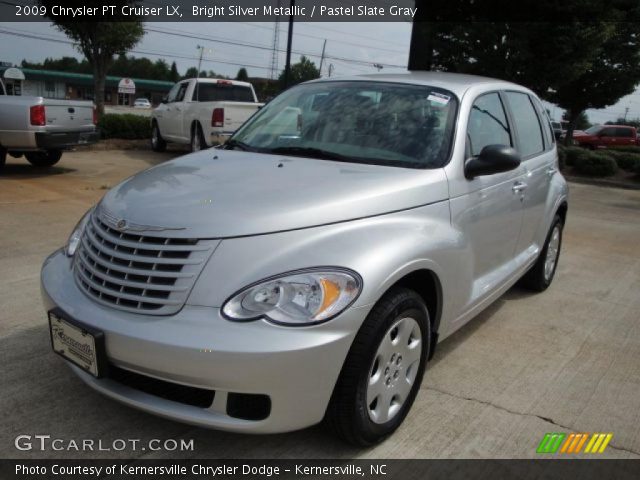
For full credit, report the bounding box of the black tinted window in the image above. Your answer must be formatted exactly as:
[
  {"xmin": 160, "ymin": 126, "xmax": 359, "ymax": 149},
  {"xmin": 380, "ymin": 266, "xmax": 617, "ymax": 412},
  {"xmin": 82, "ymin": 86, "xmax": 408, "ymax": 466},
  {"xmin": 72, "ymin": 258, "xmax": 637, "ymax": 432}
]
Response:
[
  {"xmin": 601, "ymin": 128, "xmax": 617, "ymax": 137},
  {"xmin": 505, "ymin": 92, "xmax": 544, "ymax": 157},
  {"xmin": 616, "ymin": 128, "xmax": 634, "ymax": 138},
  {"xmin": 195, "ymin": 83, "xmax": 254, "ymax": 102},
  {"xmin": 467, "ymin": 93, "xmax": 511, "ymax": 157}
]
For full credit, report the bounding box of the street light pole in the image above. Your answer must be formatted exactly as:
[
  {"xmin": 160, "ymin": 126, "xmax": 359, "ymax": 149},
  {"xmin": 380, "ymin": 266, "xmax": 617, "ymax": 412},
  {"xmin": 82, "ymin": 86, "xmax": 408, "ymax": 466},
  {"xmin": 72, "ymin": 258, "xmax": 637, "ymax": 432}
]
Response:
[{"xmin": 283, "ymin": 0, "xmax": 295, "ymax": 88}]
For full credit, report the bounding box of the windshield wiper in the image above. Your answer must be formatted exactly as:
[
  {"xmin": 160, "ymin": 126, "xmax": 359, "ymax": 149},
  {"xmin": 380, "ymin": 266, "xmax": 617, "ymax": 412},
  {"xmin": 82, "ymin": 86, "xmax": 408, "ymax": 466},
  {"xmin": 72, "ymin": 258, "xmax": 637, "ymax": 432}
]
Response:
[
  {"xmin": 224, "ymin": 139, "xmax": 254, "ymax": 151},
  {"xmin": 268, "ymin": 146, "xmax": 353, "ymax": 162}
]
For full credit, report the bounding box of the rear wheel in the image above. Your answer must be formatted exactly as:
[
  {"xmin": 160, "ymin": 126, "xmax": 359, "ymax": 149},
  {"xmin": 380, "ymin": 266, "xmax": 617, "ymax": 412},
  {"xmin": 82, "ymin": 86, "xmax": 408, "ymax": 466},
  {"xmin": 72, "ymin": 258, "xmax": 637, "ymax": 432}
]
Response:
[
  {"xmin": 521, "ymin": 215, "xmax": 563, "ymax": 292},
  {"xmin": 25, "ymin": 150, "xmax": 62, "ymax": 168},
  {"xmin": 325, "ymin": 287, "xmax": 430, "ymax": 446},
  {"xmin": 151, "ymin": 122, "xmax": 167, "ymax": 152},
  {"xmin": 191, "ymin": 123, "xmax": 207, "ymax": 152}
]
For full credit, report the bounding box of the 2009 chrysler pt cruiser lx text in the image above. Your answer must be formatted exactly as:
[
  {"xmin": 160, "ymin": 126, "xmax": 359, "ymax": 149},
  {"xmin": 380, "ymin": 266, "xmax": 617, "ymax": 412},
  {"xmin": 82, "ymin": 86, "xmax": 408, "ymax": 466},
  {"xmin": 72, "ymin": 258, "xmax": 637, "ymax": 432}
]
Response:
[{"xmin": 41, "ymin": 72, "xmax": 568, "ymax": 445}]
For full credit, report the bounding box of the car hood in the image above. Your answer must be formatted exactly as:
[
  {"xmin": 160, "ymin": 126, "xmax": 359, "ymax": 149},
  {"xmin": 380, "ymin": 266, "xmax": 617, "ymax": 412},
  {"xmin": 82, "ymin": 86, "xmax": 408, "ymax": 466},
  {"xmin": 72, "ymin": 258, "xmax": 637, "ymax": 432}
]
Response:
[{"xmin": 99, "ymin": 150, "xmax": 449, "ymax": 238}]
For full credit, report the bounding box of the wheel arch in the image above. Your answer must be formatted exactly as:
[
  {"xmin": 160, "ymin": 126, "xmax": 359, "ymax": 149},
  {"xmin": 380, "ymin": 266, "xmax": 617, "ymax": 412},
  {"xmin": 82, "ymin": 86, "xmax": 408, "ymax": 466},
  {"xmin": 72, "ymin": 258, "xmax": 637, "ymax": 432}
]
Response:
[
  {"xmin": 383, "ymin": 268, "xmax": 443, "ymax": 359},
  {"xmin": 556, "ymin": 201, "xmax": 568, "ymax": 225}
]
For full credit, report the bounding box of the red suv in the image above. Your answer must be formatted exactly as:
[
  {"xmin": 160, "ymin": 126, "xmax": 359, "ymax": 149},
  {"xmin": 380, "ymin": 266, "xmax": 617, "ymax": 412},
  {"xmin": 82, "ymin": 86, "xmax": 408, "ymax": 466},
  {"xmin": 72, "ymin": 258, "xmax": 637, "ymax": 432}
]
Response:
[{"xmin": 573, "ymin": 125, "xmax": 639, "ymax": 149}]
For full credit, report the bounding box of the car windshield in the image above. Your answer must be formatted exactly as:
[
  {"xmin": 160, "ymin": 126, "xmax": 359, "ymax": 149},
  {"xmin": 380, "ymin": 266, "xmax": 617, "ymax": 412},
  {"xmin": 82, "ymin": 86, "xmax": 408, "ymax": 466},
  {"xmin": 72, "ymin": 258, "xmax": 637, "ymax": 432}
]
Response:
[
  {"xmin": 585, "ymin": 125, "xmax": 602, "ymax": 134},
  {"xmin": 227, "ymin": 81, "xmax": 458, "ymax": 169}
]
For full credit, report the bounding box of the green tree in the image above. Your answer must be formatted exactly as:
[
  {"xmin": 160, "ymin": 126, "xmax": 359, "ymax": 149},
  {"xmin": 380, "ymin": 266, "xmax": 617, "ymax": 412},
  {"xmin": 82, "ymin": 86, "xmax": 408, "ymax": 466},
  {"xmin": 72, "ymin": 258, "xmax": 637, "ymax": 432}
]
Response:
[
  {"xmin": 562, "ymin": 111, "xmax": 590, "ymax": 131},
  {"xmin": 278, "ymin": 56, "xmax": 320, "ymax": 88},
  {"xmin": 41, "ymin": 2, "xmax": 144, "ymax": 116},
  {"xmin": 183, "ymin": 67, "xmax": 199, "ymax": 79},
  {"xmin": 169, "ymin": 62, "xmax": 180, "ymax": 82},
  {"xmin": 236, "ymin": 68, "xmax": 249, "ymax": 82},
  {"xmin": 408, "ymin": 2, "xmax": 640, "ymax": 145}
]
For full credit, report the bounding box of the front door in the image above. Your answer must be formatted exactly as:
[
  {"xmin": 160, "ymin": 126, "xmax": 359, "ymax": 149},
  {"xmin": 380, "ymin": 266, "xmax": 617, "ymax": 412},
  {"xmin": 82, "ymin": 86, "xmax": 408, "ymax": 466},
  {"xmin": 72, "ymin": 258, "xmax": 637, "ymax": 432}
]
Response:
[{"xmin": 448, "ymin": 91, "xmax": 526, "ymax": 312}]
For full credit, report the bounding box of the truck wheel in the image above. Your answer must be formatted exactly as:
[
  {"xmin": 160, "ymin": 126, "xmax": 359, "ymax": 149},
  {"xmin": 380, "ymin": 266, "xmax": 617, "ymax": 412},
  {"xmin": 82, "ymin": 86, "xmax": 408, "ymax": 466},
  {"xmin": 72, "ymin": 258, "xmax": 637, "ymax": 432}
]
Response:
[
  {"xmin": 151, "ymin": 122, "xmax": 167, "ymax": 152},
  {"xmin": 520, "ymin": 215, "xmax": 563, "ymax": 292},
  {"xmin": 191, "ymin": 123, "xmax": 207, "ymax": 152},
  {"xmin": 25, "ymin": 150, "xmax": 62, "ymax": 168},
  {"xmin": 325, "ymin": 287, "xmax": 430, "ymax": 446},
  {"xmin": 0, "ymin": 147, "xmax": 6, "ymax": 171}
]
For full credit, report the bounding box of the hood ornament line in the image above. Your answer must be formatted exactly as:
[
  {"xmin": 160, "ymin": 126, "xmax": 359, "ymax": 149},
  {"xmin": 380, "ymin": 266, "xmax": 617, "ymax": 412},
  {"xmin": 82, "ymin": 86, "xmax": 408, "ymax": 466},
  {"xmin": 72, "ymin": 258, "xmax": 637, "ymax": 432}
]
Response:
[{"xmin": 98, "ymin": 206, "xmax": 186, "ymax": 233}]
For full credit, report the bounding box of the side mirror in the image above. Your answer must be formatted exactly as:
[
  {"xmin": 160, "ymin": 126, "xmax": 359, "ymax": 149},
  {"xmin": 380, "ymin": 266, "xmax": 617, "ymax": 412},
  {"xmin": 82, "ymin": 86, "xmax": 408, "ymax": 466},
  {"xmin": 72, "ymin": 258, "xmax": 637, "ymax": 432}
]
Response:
[
  {"xmin": 464, "ymin": 145, "xmax": 521, "ymax": 179},
  {"xmin": 161, "ymin": 96, "xmax": 168, "ymax": 104}
]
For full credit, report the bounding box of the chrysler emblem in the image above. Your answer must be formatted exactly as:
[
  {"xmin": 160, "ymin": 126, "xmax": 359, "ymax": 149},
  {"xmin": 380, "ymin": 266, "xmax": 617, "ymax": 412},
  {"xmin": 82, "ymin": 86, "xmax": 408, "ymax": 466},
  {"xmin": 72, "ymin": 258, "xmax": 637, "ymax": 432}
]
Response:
[{"xmin": 115, "ymin": 219, "xmax": 127, "ymax": 230}]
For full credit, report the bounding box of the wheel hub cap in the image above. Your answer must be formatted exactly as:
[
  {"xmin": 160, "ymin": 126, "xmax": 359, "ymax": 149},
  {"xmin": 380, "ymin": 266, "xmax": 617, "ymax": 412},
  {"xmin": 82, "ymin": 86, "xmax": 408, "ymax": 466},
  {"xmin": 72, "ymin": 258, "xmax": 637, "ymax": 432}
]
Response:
[
  {"xmin": 544, "ymin": 226, "xmax": 561, "ymax": 281},
  {"xmin": 367, "ymin": 317, "xmax": 422, "ymax": 424}
]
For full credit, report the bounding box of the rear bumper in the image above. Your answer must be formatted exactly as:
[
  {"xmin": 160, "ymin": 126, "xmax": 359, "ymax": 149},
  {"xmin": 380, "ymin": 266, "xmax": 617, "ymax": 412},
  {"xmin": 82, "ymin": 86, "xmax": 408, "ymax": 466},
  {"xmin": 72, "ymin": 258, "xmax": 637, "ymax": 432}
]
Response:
[{"xmin": 35, "ymin": 130, "xmax": 99, "ymax": 150}]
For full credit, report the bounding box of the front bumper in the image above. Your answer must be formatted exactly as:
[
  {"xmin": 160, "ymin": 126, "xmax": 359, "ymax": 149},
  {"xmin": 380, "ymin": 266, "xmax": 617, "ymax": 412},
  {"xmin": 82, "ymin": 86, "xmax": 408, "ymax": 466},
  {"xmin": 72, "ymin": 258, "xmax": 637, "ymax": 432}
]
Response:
[
  {"xmin": 40, "ymin": 249, "xmax": 366, "ymax": 433},
  {"xmin": 35, "ymin": 130, "xmax": 99, "ymax": 150}
]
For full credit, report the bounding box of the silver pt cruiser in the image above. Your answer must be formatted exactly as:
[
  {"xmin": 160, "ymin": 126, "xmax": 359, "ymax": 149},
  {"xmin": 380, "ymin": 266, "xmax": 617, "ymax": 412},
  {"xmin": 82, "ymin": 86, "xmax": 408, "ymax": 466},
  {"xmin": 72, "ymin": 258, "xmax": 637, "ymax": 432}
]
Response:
[{"xmin": 41, "ymin": 72, "xmax": 568, "ymax": 445}]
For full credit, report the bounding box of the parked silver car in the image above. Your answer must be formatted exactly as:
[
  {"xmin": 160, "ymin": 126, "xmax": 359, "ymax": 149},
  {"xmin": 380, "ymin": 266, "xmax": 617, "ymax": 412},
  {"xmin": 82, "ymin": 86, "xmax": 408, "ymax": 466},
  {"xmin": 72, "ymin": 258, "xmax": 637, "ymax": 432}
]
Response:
[{"xmin": 41, "ymin": 72, "xmax": 568, "ymax": 445}]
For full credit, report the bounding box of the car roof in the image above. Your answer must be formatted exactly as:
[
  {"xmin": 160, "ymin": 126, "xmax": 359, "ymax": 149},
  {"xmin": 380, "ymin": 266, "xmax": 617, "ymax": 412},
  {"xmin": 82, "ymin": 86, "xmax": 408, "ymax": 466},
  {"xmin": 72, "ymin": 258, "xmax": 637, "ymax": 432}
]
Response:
[{"xmin": 308, "ymin": 71, "xmax": 531, "ymax": 98}]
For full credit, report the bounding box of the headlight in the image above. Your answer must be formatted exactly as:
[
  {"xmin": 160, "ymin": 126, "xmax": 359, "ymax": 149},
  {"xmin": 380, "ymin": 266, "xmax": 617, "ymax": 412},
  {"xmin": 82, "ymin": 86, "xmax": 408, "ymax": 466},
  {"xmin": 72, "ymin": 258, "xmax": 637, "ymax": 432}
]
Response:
[
  {"xmin": 222, "ymin": 269, "xmax": 362, "ymax": 326},
  {"xmin": 65, "ymin": 207, "xmax": 93, "ymax": 257}
]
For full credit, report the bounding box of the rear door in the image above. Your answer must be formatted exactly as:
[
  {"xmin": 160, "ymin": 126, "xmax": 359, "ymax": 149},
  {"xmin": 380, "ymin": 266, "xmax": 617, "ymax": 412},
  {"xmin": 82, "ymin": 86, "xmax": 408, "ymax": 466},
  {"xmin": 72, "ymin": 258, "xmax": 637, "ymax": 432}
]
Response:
[
  {"xmin": 503, "ymin": 91, "xmax": 556, "ymax": 257},
  {"xmin": 615, "ymin": 126, "xmax": 636, "ymax": 146},
  {"xmin": 165, "ymin": 81, "xmax": 189, "ymax": 139}
]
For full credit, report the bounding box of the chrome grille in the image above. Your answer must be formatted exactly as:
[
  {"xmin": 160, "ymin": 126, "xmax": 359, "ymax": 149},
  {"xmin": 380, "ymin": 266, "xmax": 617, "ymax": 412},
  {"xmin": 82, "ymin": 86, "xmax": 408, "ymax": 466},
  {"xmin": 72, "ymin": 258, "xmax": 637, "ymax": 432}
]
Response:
[{"xmin": 74, "ymin": 212, "xmax": 215, "ymax": 315}]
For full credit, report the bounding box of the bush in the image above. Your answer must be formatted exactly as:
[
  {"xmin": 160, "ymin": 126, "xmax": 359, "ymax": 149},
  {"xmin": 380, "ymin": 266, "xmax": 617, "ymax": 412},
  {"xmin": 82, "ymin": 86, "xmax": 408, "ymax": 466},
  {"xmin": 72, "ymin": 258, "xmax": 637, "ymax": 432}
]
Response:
[
  {"xmin": 611, "ymin": 152, "xmax": 640, "ymax": 171},
  {"xmin": 98, "ymin": 113, "xmax": 151, "ymax": 139},
  {"xmin": 573, "ymin": 152, "xmax": 618, "ymax": 177},
  {"xmin": 564, "ymin": 146, "xmax": 591, "ymax": 167},
  {"xmin": 609, "ymin": 145, "xmax": 640, "ymax": 154},
  {"xmin": 556, "ymin": 144, "xmax": 567, "ymax": 170}
]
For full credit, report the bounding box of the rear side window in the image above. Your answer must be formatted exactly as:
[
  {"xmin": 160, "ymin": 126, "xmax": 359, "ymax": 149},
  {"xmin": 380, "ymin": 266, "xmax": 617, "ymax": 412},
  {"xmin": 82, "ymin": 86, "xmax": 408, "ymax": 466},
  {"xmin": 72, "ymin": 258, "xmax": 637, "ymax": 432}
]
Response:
[
  {"xmin": 505, "ymin": 92, "xmax": 544, "ymax": 157},
  {"xmin": 467, "ymin": 93, "xmax": 511, "ymax": 157},
  {"xmin": 616, "ymin": 128, "xmax": 634, "ymax": 138},
  {"xmin": 601, "ymin": 127, "xmax": 617, "ymax": 137},
  {"xmin": 195, "ymin": 83, "xmax": 254, "ymax": 102}
]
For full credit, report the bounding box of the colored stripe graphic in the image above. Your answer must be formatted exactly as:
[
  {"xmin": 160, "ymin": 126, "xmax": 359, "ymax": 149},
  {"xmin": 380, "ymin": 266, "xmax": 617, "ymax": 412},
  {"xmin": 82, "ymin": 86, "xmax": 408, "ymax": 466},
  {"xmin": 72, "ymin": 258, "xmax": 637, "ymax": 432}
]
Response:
[
  {"xmin": 538, "ymin": 433, "xmax": 613, "ymax": 454},
  {"xmin": 537, "ymin": 433, "xmax": 566, "ymax": 453}
]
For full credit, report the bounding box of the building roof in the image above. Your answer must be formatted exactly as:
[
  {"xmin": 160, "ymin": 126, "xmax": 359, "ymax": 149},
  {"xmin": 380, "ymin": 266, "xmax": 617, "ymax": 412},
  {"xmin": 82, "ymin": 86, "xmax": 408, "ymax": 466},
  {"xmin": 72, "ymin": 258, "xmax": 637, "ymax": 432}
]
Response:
[{"xmin": 1, "ymin": 67, "xmax": 174, "ymax": 90}]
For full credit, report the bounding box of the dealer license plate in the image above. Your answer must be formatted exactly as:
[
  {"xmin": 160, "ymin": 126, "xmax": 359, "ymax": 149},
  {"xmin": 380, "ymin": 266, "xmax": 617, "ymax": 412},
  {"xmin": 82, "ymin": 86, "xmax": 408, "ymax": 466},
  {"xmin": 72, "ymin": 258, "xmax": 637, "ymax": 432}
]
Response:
[{"xmin": 49, "ymin": 311, "xmax": 104, "ymax": 377}]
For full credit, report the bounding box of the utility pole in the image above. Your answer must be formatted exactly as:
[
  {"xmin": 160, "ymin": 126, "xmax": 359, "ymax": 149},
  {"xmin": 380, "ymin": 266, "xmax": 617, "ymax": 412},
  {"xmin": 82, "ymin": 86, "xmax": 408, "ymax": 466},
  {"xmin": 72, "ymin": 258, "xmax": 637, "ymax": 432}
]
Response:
[
  {"xmin": 283, "ymin": 0, "xmax": 295, "ymax": 89},
  {"xmin": 269, "ymin": 0, "xmax": 281, "ymax": 80},
  {"xmin": 196, "ymin": 45, "xmax": 211, "ymax": 100},
  {"xmin": 624, "ymin": 106, "xmax": 630, "ymax": 121},
  {"xmin": 328, "ymin": 64, "xmax": 335, "ymax": 77},
  {"xmin": 319, "ymin": 39, "xmax": 327, "ymax": 76}
]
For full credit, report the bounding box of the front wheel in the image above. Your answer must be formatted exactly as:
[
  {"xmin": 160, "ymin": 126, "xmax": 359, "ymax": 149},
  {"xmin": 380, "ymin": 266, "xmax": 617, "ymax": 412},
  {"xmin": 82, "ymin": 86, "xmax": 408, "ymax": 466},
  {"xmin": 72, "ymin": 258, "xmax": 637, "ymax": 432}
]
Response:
[
  {"xmin": 520, "ymin": 215, "xmax": 563, "ymax": 291},
  {"xmin": 325, "ymin": 287, "xmax": 430, "ymax": 446},
  {"xmin": 25, "ymin": 150, "xmax": 62, "ymax": 167}
]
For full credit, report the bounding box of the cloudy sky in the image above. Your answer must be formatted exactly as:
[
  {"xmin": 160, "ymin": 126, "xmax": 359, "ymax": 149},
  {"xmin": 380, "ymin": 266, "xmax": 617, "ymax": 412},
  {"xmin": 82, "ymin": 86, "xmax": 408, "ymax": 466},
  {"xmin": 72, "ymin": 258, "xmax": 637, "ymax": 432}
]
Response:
[{"xmin": 1, "ymin": 20, "xmax": 639, "ymax": 124}]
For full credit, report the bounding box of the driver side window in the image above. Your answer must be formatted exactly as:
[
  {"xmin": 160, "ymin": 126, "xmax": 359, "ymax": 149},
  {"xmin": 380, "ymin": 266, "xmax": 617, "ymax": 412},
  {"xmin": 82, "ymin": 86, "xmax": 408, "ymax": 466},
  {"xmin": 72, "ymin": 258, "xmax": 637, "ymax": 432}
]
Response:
[
  {"xmin": 467, "ymin": 93, "xmax": 512, "ymax": 157},
  {"xmin": 166, "ymin": 83, "xmax": 181, "ymax": 103}
]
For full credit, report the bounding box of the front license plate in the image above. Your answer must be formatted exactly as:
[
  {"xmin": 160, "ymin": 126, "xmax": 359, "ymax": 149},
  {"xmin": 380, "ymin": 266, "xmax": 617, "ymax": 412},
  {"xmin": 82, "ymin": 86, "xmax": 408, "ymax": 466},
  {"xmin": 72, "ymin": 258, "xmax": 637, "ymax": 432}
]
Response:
[{"xmin": 49, "ymin": 310, "xmax": 105, "ymax": 377}]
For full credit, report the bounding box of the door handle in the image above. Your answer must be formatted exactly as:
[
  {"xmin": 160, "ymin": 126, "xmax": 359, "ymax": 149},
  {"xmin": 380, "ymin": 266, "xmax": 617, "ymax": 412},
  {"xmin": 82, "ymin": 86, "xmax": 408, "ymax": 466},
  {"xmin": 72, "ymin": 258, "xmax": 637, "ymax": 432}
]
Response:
[
  {"xmin": 545, "ymin": 167, "xmax": 557, "ymax": 177},
  {"xmin": 512, "ymin": 181, "xmax": 528, "ymax": 193}
]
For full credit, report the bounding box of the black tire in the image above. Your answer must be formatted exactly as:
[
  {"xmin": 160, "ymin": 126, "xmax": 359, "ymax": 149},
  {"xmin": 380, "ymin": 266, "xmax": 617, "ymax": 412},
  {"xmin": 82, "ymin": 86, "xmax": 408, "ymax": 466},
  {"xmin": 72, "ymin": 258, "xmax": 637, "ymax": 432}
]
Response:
[
  {"xmin": 0, "ymin": 147, "xmax": 6, "ymax": 171},
  {"xmin": 190, "ymin": 123, "xmax": 207, "ymax": 152},
  {"xmin": 151, "ymin": 122, "xmax": 167, "ymax": 152},
  {"xmin": 25, "ymin": 150, "xmax": 62, "ymax": 168},
  {"xmin": 325, "ymin": 287, "xmax": 431, "ymax": 446},
  {"xmin": 520, "ymin": 215, "xmax": 563, "ymax": 292}
]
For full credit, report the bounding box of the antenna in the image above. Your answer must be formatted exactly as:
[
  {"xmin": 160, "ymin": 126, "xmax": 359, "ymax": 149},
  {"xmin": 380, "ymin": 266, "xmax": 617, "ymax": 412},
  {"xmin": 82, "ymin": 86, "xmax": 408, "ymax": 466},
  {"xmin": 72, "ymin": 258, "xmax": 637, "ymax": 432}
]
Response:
[{"xmin": 269, "ymin": 0, "xmax": 281, "ymax": 80}]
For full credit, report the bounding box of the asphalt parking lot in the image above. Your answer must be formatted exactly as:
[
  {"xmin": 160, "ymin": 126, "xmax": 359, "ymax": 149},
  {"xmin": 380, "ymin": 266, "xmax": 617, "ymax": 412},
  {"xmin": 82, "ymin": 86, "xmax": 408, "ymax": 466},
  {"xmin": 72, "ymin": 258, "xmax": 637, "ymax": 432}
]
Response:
[{"xmin": 1, "ymin": 150, "xmax": 639, "ymax": 459}]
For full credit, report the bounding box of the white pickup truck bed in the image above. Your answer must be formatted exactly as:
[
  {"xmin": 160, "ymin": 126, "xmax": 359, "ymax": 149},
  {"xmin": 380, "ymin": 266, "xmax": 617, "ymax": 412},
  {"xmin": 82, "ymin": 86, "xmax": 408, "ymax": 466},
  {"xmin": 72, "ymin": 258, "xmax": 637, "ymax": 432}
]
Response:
[{"xmin": 150, "ymin": 78, "xmax": 263, "ymax": 152}]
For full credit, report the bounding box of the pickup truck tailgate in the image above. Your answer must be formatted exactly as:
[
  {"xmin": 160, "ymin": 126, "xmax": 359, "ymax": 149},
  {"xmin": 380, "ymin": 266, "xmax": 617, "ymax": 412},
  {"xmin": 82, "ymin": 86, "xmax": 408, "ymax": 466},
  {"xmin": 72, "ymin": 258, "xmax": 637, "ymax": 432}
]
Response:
[
  {"xmin": 44, "ymin": 99, "xmax": 94, "ymax": 132},
  {"xmin": 218, "ymin": 101, "xmax": 262, "ymax": 132}
]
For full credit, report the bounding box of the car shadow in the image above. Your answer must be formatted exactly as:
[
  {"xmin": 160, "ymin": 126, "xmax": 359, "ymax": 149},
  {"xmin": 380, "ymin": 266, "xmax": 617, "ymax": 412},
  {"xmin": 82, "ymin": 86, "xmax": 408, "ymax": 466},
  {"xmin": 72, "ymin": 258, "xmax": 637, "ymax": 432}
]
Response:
[{"xmin": 0, "ymin": 161, "xmax": 76, "ymax": 178}]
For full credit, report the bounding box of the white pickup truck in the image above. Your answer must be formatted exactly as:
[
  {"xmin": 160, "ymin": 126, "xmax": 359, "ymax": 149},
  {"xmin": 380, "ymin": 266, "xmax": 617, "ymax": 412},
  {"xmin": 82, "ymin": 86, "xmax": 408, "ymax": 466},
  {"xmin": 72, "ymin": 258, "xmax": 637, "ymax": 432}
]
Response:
[
  {"xmin": 0, "ymin": 79, "xmax": 98, "ymax": 170},
  {"xmin": 150, "ymin": 78, "xmax": 263, "ymax": 152}
]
